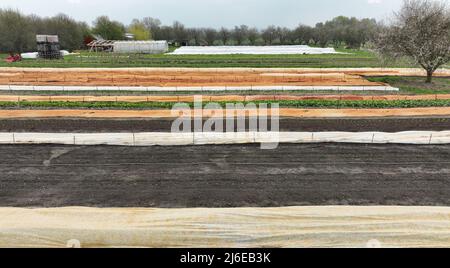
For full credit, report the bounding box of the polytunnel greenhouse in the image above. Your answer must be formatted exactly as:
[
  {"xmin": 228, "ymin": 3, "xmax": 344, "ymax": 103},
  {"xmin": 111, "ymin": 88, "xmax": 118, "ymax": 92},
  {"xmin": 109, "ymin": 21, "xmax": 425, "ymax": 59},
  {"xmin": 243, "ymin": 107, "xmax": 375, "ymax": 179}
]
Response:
[{"xmin": 113, "ymin": 41, "xmax": 169, "ymax": 54}]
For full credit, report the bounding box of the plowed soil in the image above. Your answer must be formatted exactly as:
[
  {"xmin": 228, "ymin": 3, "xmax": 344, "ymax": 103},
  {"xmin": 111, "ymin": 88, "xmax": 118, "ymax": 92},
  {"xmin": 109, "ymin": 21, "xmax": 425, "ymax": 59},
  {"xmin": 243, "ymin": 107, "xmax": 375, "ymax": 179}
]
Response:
[
  {"xmin": 1, "ymin": 117, "xmax": 449, "ymax": 133},
  {"xmin": 0, "ymin": 68, "xmax": 449, "ymax": 87},
  {"xmin": 1, "ymin": 144, "xmax": 450, "ymax": 207},
  {"xmin": 0, "ymin": 69, "xmax": 385, "ymax": 87}
]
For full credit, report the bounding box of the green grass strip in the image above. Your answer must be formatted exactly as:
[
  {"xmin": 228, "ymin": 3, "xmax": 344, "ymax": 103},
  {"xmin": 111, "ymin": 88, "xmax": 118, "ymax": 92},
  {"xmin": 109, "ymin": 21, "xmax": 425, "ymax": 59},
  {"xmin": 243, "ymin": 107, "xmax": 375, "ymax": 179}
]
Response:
[{"xmin": 1, "ymin": 99, "xmax": 450, "ymax": 110}]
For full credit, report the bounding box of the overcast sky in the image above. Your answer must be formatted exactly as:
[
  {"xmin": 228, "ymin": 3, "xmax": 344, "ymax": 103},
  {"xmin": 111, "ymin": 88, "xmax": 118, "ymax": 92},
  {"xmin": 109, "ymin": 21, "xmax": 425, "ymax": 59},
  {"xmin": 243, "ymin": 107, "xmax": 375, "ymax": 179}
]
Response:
[{"xmin": 0, "ymin": 0, "xmax": 408, "ymax": 28}]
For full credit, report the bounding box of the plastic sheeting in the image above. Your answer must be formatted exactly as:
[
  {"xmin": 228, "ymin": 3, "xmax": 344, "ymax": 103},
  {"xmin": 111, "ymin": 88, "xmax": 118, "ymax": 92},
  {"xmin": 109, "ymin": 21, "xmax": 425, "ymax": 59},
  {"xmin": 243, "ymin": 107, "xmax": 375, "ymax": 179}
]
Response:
[
  {"xmin": 1, "ymin": 206, "xmax": 450, "ymax": 248},
  {"xmin": 20, "ymin": 51, "xmax": 75, "ymax": 59},
  {"xmin": 169, "ymin": 45, "xmax": 340, "ymax": 55},
  {"xmin": 0, "ymin": 85, "xmax": 399, "ymax": 92},
  {"xmin": 0, "ymin": 131, "xmax": 449, "ymax": 146},
  {"xmin": 20, "ymin": 52, "xmax": 39, "ymax": 59},
  {"xmin": 113, "ymin": 41, "xmax": 169, "ymax": 54}
]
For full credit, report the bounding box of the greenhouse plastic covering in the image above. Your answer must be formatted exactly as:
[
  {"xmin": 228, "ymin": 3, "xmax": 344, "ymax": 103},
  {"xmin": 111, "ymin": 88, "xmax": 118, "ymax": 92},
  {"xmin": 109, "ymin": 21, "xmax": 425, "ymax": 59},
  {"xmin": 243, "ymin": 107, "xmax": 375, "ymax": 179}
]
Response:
[{"xmin": 113, "ymin": 41, "xmax": 169, "ymax": 54}]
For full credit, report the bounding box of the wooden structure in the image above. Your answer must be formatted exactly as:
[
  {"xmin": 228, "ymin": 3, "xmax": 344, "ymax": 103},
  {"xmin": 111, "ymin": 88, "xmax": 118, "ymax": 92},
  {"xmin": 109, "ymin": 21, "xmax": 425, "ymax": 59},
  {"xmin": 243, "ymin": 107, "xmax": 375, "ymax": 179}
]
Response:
[
  {"xmin": 36, "ymin": 35, "xmax": 61, "ymax": 59},
  {"xmin": 87, "ymin": 40, "xmax": 115, "ymax": 52}
]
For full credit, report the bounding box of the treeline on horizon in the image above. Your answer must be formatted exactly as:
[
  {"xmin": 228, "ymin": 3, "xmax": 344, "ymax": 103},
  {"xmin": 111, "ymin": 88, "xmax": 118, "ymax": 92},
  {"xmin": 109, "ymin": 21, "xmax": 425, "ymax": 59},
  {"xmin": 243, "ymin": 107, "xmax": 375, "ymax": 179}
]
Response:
[{"xmin": 0, "ymin": 8, "xmax": 380, "ymax": 53}]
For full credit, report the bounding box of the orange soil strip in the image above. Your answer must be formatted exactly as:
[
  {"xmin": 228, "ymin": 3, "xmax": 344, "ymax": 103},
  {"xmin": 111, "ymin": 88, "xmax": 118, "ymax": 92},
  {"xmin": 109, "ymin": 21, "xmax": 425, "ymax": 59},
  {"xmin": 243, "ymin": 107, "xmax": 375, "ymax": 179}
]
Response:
[
  {"xmin": 1, "ymin": 94, "xmax": 449, "ymax": 103},
  {"xmin": 1, "ymin": 67, "xmax": 449, "ymax": 75},
  {"xmin": 0, "ymin": 107, "xmax": 450, "ymax": 119},
  {"xmin": 0, "ymin": 69, "xmax": 385, "ymax": 87}
]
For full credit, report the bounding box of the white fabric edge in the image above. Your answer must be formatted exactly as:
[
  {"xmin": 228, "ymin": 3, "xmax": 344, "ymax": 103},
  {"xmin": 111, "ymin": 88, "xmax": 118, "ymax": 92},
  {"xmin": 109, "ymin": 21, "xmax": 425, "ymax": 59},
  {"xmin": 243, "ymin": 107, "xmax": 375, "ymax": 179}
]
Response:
[{"xmin": 1, "ymin": 131, "xmax": 449, "ymax": 145}]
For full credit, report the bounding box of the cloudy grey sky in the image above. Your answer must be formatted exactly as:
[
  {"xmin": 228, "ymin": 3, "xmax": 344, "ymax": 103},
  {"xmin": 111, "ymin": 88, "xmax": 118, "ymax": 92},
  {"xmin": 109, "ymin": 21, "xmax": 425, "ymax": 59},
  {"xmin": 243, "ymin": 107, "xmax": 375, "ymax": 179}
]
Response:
[{"xmin": 0, "ymin": 0, "xmax": 407, "ymax": 28}]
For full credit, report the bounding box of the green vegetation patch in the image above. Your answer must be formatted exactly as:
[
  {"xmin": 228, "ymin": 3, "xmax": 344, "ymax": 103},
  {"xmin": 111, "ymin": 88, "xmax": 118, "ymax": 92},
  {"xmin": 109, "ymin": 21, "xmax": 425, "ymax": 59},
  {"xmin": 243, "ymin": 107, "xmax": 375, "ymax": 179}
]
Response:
[
  {"xmin": 2, "ymin": 99, "xmax": 450, "ymax": 110},
  {"xmin": 367, "ymin": 76, "xmax": 450, "ymax": 94},
  {"xmin": 0, "ymin": 49, "xmax": 414, "ymax": 68}
]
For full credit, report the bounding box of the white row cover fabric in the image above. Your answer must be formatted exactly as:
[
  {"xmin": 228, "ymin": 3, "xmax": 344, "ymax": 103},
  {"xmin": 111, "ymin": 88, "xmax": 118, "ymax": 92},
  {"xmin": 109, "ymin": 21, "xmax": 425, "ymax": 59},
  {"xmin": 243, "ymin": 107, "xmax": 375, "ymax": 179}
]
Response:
[
  {"xmin": 1, "ymin": 206, "xmax": 450, "ymax": 248},
  {"xmin": 0, "ymin": 85, "xmax": 399, "ymax": 92},
  {"xmin": 113, "ymin": 41, "xmax": 169, "ymax": 54},
  {"xmin": 169, "ymin": 45, "xmax": 340, "ymax": 55},
  {"xmin": 0, "ymin": 131, "xmax": 449, "ymax": 146}
]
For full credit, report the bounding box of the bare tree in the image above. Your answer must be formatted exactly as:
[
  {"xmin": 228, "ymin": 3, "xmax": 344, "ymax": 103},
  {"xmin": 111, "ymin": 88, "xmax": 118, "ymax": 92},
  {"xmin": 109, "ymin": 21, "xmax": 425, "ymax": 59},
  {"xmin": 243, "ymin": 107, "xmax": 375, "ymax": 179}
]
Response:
[
  {"xmin": 204, "ymin": 28, "xmax": 217, "ymax": 45},
  {"xmin": 142, "ymin": 17, "xmax": 161, "ymax": 40},
  {"xmin": 219, "ymin": 27, "xmax": 230, "ymax": 45},
  {"xmin": 247, "ymin": 28, "xmax": 260, "ymax": 45},
  {"xmin": 187, "ymin": 28, "xmax": 204, "ymax": 45},
  {"xmin": 377, "ymin": 0, "xmax": 450, "ymax": 83},
  {"xmin": 262, "ymin": 26, "xmax": 276, "ymax": 45},
  {"xmin": 233, "ymin": 25, "xmax": 249, "ymax": 45},
  {"xmin": 276, "ymin": 27, "xmax": 291, "ymax": 45},
  {"xmin": 172, "ymin": 21, "xmax": 188, "ymax": 43}
]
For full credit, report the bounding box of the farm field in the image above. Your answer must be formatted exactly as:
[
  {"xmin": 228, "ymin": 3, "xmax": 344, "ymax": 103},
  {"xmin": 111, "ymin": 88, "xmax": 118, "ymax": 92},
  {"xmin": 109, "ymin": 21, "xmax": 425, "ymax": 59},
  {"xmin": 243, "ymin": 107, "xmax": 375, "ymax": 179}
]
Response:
[
  {"xmin": 0, "ymin": 49, "xmax": 416, "ymax": 68},
  {"xmin": 1, "ymin": 117, "xmax": 449, "ymax": 133},
  {"xmin": 0, "ymin": 68, "xmax": 389, "ymax": 87},
  {"xmin": 0, "ymin": 143, "xmax": 449, "ymax": 208},
  {"xmin": 2, "ymin": 0, "xmax": 450, "ymax": 251},
  {"xmin": 0, "ymin": 64, "xmax": 449, "ymax": 249},
  {"xmin": 1, "ymin": 45, "xmax": 449, "ymax": 250}
]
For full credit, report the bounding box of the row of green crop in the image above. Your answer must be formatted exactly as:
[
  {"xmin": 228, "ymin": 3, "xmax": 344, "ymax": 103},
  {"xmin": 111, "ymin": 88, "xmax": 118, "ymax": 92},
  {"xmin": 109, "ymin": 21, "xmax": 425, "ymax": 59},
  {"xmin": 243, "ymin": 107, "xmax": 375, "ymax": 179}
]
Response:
[
  {"xmin": 1, "ymin": 99, "xmax": 450, "ymax": 109},
  {"xmin": 0, "ymin": 49, "xmax": 414, "ymax": 68}
]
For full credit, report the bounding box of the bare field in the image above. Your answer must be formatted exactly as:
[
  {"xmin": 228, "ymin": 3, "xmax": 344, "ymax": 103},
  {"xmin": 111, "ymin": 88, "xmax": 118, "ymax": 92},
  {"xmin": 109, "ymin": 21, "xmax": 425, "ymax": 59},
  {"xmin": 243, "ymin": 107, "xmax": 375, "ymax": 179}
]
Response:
[
  {"xmin": 0, "ymin": 69, "xmax": 383, "ymax": 87},
  {"xmin": 0, "ymin": 107, "xmax": 450, "ymax": 118},
  {"xmin": 0, "ymin": 68, "xmax": 448, "ymax": 89}
]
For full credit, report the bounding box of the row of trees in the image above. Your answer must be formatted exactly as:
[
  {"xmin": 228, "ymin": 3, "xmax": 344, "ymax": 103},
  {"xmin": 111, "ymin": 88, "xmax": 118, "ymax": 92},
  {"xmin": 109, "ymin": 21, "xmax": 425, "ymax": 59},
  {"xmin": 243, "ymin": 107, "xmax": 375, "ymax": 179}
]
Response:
[
  {"xmin": 132, "ymin": 16, "xmax": 379, "ymax": 48},
  {"xmin": 0, "ymin": 8, "xmax": 381, "ymax": 53},
  {"xmin": 0, "ymin": 9, "xmax": 89, "ymax": 52}
]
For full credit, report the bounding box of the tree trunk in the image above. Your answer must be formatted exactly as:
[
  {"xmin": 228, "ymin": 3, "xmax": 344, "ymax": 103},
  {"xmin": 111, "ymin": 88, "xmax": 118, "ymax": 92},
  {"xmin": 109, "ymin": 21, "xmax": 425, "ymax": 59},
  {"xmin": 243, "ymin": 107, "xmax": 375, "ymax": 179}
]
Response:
[{"xmin": 426, "ymin": 70, "xmax": 433, "ymax": 83}]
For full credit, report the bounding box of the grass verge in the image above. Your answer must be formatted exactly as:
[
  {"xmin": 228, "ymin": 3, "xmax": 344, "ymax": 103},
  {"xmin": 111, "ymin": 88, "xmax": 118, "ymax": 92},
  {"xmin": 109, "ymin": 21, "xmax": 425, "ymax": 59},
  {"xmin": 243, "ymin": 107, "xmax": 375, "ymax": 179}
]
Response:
[{"xmin": 367, "ymin": 76, "xmax": 450, "ymax": 94}]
